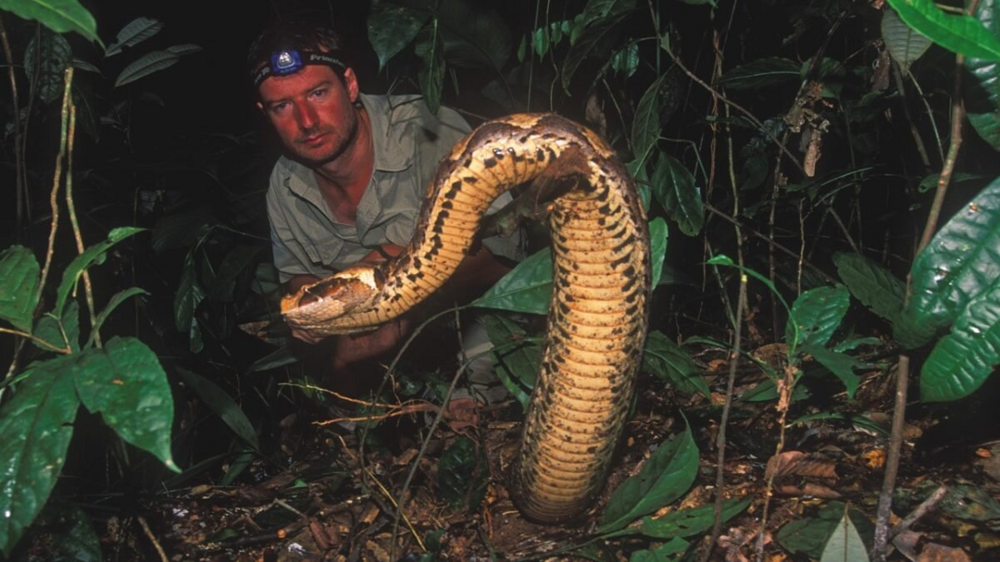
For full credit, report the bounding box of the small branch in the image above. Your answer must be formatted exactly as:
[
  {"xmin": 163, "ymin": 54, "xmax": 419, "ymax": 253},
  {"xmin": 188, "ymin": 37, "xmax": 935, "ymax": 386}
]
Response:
[
  {"xmin": 0, "ymin": 327, "xmax": 71, "ymax": 355},
  {"xmin": 0, "ymin": 15, "xmax": 25, "ymax": 238},
  {"xmin": 64, "ymin": 99, "xmax": 101, "ymax": 347},
  {"xmin": 136, "ymin": 515, "xmax": 168, "ymax": 562},
  {"xmin": 892, "ymin": 62, "xmax": 933, "ymax": 171},
  {"xmin": 890, "ymin": 484, "xmax": 948, "ymax": 540}
]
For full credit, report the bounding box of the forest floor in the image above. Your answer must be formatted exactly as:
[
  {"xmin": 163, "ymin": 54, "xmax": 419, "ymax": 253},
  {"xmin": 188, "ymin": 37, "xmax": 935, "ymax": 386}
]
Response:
[{"xmin": 118, "ymin": 341, "xmax": 1000, "ymax": 562}]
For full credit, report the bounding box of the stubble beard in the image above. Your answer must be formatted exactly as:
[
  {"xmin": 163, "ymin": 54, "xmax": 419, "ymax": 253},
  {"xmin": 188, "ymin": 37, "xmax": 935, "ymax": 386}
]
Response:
[{"xmin": 291, "ymin": 107, "xmax": 359, "ymax": 168}]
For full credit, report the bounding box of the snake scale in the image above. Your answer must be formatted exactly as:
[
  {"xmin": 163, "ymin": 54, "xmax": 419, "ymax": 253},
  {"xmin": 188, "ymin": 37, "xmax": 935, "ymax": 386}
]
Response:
[{"xmin": 281, "ymin": 113, "xmax": 651, "ymax": 523}]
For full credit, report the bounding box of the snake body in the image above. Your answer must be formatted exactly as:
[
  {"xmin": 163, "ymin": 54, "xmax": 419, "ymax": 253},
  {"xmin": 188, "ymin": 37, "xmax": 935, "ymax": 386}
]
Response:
[{"xmin": 281, "ymin": 114, "xmax": 651, "ymax": 523}]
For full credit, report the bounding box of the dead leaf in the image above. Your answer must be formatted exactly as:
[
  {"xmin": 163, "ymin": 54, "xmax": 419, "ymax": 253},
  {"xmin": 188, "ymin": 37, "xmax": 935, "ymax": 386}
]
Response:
[
  {"xmin": 862, "ymin": 448, "xmax": 887, "ymax": 470},
  {"xmin": 894, "ymin": 529, "xmax": 922, "ymax": 562},
  {"xmin": 766, "ymin": 451, "xmax": 839, "ymax": 480},
  {"xmin": 917, "ymin": 543, "xmax": 971, "ymax": 562}
]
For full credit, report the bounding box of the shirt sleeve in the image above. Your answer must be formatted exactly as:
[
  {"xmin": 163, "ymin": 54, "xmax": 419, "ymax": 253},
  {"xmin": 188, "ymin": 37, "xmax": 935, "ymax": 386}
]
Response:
[{"xmin": 266, "ymin": 169, "xmax": 314, "ymax": 284}]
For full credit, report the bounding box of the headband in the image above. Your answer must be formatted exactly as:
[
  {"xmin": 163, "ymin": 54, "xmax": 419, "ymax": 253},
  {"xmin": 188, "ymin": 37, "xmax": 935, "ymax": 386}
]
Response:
[{"xmin": 252, "ymin": 49, "xmax": 347, "ymax": 88}]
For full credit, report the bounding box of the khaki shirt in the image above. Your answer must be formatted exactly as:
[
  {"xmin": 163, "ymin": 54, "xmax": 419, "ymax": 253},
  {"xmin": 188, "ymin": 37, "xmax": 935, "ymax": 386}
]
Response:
[{"xmin": 266, "ymin": 94, "xmax": 521, "ymax": 283}]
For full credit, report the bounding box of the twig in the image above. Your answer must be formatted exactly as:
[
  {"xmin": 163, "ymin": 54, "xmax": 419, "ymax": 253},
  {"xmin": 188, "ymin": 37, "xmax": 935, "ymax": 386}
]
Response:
[
  {"xmin": 756, "ymin": 364, "xmax": 799, "ymax": 558},
  {"xmin": 136, "ymin": 515, "xmax": 168, "ymax": 562},
  {"xmin": 0, "ymin": 15, "xmax": 25, "ymax": 238},
  {"xmin": 892, "ymin": 62, "xmax": 934, "ymax": 171},
  {"xmin": 0, "ymin": 327, "xmax": 71, "ymax": 355},
  {"xmin": 64, "ymin": 101, "xmax": 101, "ymax": 347},
  {"xmin": 873, "ymin": 10, "xmax": 972, "ymax": 557},
  {"xmin": 890, "ymin": 484, "xmax": 948, "ymax": 540}
]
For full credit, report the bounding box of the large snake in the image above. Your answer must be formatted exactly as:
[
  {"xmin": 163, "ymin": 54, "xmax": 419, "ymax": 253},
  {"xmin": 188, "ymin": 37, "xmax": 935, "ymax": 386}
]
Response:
[{"xmin": 280, "ymin": 114, "xmax": 650, "ymax": 523}]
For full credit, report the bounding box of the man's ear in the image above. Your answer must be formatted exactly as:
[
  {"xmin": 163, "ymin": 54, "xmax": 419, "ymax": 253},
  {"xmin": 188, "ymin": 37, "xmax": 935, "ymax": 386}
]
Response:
[
  {"xmin": 256, "ymin": 100, "xmax": 265, "ymax": 113},
  {"xmin": 343, "ymin": 67, "xmax": 360, "ymax": 103}
]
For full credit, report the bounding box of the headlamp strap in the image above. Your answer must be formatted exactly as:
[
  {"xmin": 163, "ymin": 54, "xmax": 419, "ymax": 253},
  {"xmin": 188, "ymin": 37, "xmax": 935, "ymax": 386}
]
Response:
[{"xmin": 253, "ymin": 50, "xmax": 346, "ymax": 88}]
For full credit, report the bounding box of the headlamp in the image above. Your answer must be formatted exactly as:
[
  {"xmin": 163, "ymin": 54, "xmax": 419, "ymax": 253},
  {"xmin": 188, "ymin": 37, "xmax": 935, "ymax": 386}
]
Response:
[{"xmin": 252, "ymin": 49, "xmax": 347, "ymax": 88}]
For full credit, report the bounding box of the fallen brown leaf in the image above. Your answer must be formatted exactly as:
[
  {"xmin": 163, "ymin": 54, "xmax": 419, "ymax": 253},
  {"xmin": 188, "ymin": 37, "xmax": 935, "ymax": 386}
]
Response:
[{"xmin": 917, "ymin": 543, "xmax": 971, "ymax": 562}]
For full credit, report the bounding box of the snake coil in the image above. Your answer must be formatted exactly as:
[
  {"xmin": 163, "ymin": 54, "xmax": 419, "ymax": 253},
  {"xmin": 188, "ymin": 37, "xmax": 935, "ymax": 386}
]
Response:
[{"xmin": 281, "ymin": 114, "xmax": 651, "ymax": 523}]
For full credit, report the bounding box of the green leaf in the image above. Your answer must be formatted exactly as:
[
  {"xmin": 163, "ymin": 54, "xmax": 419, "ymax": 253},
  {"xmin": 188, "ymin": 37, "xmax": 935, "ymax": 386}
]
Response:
[
  {"xmin": 919, "ymin": 172, "xmax": 987, "ymax": 194},
  {"xmin": 597, "ymin": 425, "xmax": 699, "ymax": 533},
  {"xmin": 114, "ymin": 50, "xmax": 181, "ymax": 88},
  {"xmin": 247, "ymin": 345, "xmax": 299, "ymax": 373},
  {"xmin": 966, "ymin": 0, "xmax": 1000, "ymax": 151},
  {"xmin": 628, "ymin": 538, "xmax": 689, "ymax": 562},
  {"xmin": 164, "ymin": 43, "xmax": 201, "ymax": 56},
  {"xmin": 54, "ymin": 227, "xmax": 144, "ymax": 319},
  {"xmin": 434, "ymin": 0, "xmax": 512, "ymax": 71},
  {"xmin": 415, "ymin": 21, "xmax": 444, "ymax": 114},
  {"xmin": 777, "ymin": 502, "xmax": 874, "ymax": 560},
  {"xmin": 473, "ymin": 248, "xmax": 552, "ymax": 315},
  {"xmin": 89, "ymin": 287, "xmax": 147, "ymax": 347},
  {"xmin": 610, "ymin": 42, "xmax": 639, "ymax": 77},
  {"xmin": 0, "ymin": 245, "xmax": 40, "ymax": 332},
  {"xmin": 636, "ymin": 497, "xmax": 751, "ymax": 539},
  {"xmin": 437, "ymin": 436, "xmax": 488, "ymax": 509},
  {"xmin": 24, "ymin": 26, "xmax": 72, "ymax": 104},
  {"xmin": 791, "ymin": 412, "xmax": 889, "ymax": 436},
  {"xmin": 886, "ymin": 0, "xmax": 1000, "ymax": 60},
  {"xmin": 0, "ymin": 357, "xmax": 79, "ymax": 556},
  {"xmin": 35, "ymin": 503, "xmax": 103, "ymax": 562},
  {"xmin": 33, "ymin": 301, "xmax": 79, "ymax": 353},
  {"xmin": 176, "ymin": 368, "xmax": 259, "ymax": 450},
  {"xmin": 906, "ymin": 177, "xmax": 1000, "ymax": 334},
  {"xmin": 820, "ymin": 511, "xmax": 870, "ymax": 562},
  {"xmin": 631, "ymin": 73, "xmax": 668, "ymax": 163},
  {"xmin": 882, "ymin": 8, "xmax": 933, "ymax": 73},
  {"xmin": 73, "ymin": 337, "xmax": 177, "ymax": 471},
  {"xmin": 786, "ymin": 285, "xmax": 850, "ymax": 350},
  {"xmin": 105, "ymin": 16, "xmax": 163, "ymax": 57},
  {"xmin": 803, "ymin": 345, "xmax": 864, "ymax": 398},
  {"xmin": 210, "ymin": 245, "xmax": 262, "ymax": 302},
  {"xmin": 650, "ymin": 151, "xmax": 703, "ymax": 236},
  {"xmin": 649, "ymin": 217, "xmax": 668, "ymax": 288},
  {"xmin": 367, "ymin": 3, "xmax": 429, "ymax": 71},
  {"xmin": 641, "ymin": 331, "xmax": 707, "ymax": 397},
  {"xmin": 0, "ymin": 0, "xmax": 100, "ymax": 45},
  {"xmin": 921, "ymin": 280, "xmax": 1000, "ymax": 401},
  {"xmin": 562, "ymin": 0, "xmax": 635, "ymax": 90},
  {"xmin": 532, "ymin": 25, "xmax": 550, "ymax": 58},
  {"xmin": 151, "ymin": 206, "xmax": 213, "ymax": 252},
  {"xmin": 175, "ymin": 250, "xmax": 204, "ymax": 333},
  {"xmin": 718, "ymin": 57, "xmax": 800, "ymax": 91},
  {"xmin": 483, "ymin": 314, "xmax": 537, "ymax": 410}
]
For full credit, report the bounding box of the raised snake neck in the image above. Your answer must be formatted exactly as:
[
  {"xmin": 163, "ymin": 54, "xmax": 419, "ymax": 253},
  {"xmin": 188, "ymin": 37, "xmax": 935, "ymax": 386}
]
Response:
[{"xmin": 281, "ymin": 113, "xmax": 651, "ymax": 523}]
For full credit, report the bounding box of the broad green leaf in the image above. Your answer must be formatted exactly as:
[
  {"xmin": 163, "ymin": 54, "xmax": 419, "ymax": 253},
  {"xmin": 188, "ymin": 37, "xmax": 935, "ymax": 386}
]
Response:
[
  {"xmin": 54, "ymin": 227, "xmax": 144, "ymax": 319},
  {"xmin": 89, "ymin": 287, "xmax": 147, "ymax": 347},
  {"xmin": 105, "ymin": 17, "xmax": 163, "ymax": 57},
  {"xmin": 906, "ymin": 177, "xmax": 1000, "ymax": 334},
  {"xmin": 24, "ymin": 27, "xmax": 72, "ymax": 104},
  {"xmin": 176, "ymin": 368, "xmax": 259, "ymax": 450},
  {"xmin": 73, "ymin": 337, "xmax": 177, "ymax": 471},
  {"xmin": 437, "ymin": 436, "xmax": 488, "ymax": 509},
  {"xmin": 802, "ymin": 345, "xmax": 864, "ymax": 398},
  {"xmin": 921, "ymin": 280, "xmax": 1000, "ymax": 401},
  {"xmin": 434, "ymin": 0, "xmax": 511, "ymax": 71},
  {"xmin": 820, "ymin": 511, "xmax": 870, "ymax": 562},
  {"xmin": 967, "ymin": 0, "xmax": 1000, "ymax": 151},
  {"xmin": 415, "ymin": 21, "xmax": 444, "ymax": 114},
  {"xmin": 175, "ymin": 250, "xmax": 204, "ymax": 333},
  {"xmin": 649, "ymin": 217, "xmax": 668, "ymax": 287},
  {"xmin": 641, "ymin": 331, "xmax": 707, "ymax": 397},
  {"xmin": 610, "ymin": 43, "xmax": 639, "ymax": 77},
  {"xmin": 151, "ymin": 206, "xmax": 213, "ymax": 252},
  {"xmin": 114, "ymin": 50, "xmax": 181, "ymax": 88},
  {"xmin": 628, "ymin": 538, "xmax": 689, "ymax": 561},
  {"xmin": 165, "ymin": 43, "xmax": 201, "ymax": 56},
  {"xmin": 473, "ymin": 248, "xmax": 552, "ymax": 315},
  {"xmin": 0, "ymin": 357, "xmax": 79, "ymax": 556},
  {"xmin": 562, "ymin": 0, "xmax": 635, "ymax": 90},
  {"xmin": 885, "ymin": 0, "xmax": 1000, "ymax": 60},
  {"xmin": 833, "ymin": 252, "xmax": 931, "ymax": 348},
  {"xmin": 597, "ymin": 425, "xmax": 699, "ymax": 533},
  {"xmin": 367, "ymin": 3, "xmax": 429, "ymax": 71},
  {"xmin": 718, "ymin": 57, "xmax": 799, "ymax": 91},
  {"xmin": 532, "ymin": 25, "xmax": 550, "ymax": 58},
  {"xmin": 33, "ymin": 301, "xmax": 79, "ymax": 353},
  {"xmin": 786, "ymin": 285, "xmax": 849, "ymax": 350},
  {"xmin": 0, "ymin": 0, "xmax": 99, "ymax": 45},
  {"xmin": 882, "ymin": 9, "xmax": 933, "ymax": 73},
  {"xmin": 33, "ymin": 503, "xmax": 103, "ymax": 562},
  {"xmin": 741, "ymin": 378, "xmax": 811, "ymax": 402},
  {"xmin": 636, "ymin": 497, "xmax": 751, "ymax": 539},
  {"xmin": 0, "ymin": 245, "xmax": 40, "ymax": 332},
  {"xmin": 650, "ymin": 151, "xmax": 703, "ymax": 236},
  {"xmin": 777, "ymin": 502, "xmax": 874, "ymax": 560},
  {"xmin": 631, "ymin": 73, "xmax": 669, "ymax": 163},
  {"xmin": 483, "ymin": 314, "xmax": 538, "ymax": 410},
  {"xmin": 919, "ymin": 172, "xmax": 987, "ymax": 193},
  {"xmin": 210, "ymin": 245, "xmax": 263, "ymax": 302},
  {"xmin": 936, "ymin": 482, "xmax": 1000, "ymax": 521}
]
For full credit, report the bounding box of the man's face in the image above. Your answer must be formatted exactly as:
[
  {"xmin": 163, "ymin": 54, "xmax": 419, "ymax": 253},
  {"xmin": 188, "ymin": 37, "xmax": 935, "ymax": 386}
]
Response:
[{"xmin": 257, "ymin": 64, "xmax": 359, "ymax": 166}]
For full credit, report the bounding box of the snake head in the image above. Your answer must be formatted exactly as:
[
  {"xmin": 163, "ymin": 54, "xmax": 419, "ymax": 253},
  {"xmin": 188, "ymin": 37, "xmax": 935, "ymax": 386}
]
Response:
[{"xmin": 280, "ymin": 263, "xmax": 385, "ymax": 335}]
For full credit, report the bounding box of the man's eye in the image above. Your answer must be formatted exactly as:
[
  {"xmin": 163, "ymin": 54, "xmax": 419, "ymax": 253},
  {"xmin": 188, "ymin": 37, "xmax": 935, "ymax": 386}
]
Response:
[
  {"xmin": 310, "ymin": 88, "xmax": 329, "ymax": 100},
  {"xmin": 270, "ymin": 102, "xmax": 289, "ymax": 114}
]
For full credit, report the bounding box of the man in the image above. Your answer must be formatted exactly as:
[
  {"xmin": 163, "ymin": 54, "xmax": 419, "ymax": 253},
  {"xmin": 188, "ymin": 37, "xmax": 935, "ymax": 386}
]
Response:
[{"xmin": 248, "ymin": 20, "xmax": 520, "ymax": 395}]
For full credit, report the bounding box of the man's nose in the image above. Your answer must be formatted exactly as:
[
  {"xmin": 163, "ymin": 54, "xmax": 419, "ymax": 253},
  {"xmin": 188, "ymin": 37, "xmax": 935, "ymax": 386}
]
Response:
[{"xmin": 296, "ymin": 102, "xmax": 318, "ymax": 130}]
